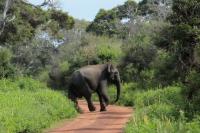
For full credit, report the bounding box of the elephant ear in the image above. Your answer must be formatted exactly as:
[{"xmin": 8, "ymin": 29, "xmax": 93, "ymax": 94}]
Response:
[{"xmin": 107, "ymin": 63, "xmax": 114, "ymax": 73}]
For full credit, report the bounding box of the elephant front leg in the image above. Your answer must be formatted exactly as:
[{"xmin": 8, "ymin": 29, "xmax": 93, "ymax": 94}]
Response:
[
  {"xmin": 101, "ymin": 87, "xmax": 109, "ymax": 106},
  {"xmin": 97, "ymin": 91, "xmax": 107, "ymax": 112},
  {"xmin": 85, "ymin": 95, "xmax": 96, "ymax": 112}
]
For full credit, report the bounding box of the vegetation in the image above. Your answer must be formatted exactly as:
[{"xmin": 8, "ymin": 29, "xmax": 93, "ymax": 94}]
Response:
[
  {"xmin": 125, "ymin": 86, "xmax": 200, "ymax": 133},
  {"xmin": 0, "ymin": 78, "xmax": 77, "ymax": 133},
  {"xmin": 1, "ymin": 0, "xmax": 200, "ymax": 132}
]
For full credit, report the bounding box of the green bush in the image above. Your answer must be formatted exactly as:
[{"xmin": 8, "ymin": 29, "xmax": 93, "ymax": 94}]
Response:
[
  {"xmin": 0, "ymin": 78, "xmax": 77, "ymax": 133},
  {"xmin": 125, "ymin": 113, "xmax": 200, "ymax": 133},
  {"xmin": 37, "ymin": 70, "xmax": 50, "ymax": 83},
  {"xmin": 0, "ymin": 48, "xmax": 17, "ymax": 78},
  {"xmin": 0, "ymin": 77, "xmax": 48, "ymax": 92},
  {"xmin": 137, "ymin": 103, "xmax": 179, "ymax": 120},
  {"xmin": 152, "ymin": 50, "xmax": 180, "ymax": 86},
  {"xmin": 134, "ymin": 86, "xmax": 185, "ymax": 108},
  {"xmin": 124, "ymin": 85, "xmax": 200, "ymax": 133},
  {"xmin": 96, "ymin": 43, "xmax": 122, "ymax": 63},
  {"xmin": 185, "ymin": 70, "xmax": 200, "ymax": 97},
  {"xmin": 0, "ymin": 48, "xmax": 12, "ymax": 64},
  {"xmin": 125, "ymin": 116, "xmax": 172, "ymax": 133}
]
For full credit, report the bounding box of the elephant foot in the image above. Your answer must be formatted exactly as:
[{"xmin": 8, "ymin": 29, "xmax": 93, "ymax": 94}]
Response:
[
  {"xmin": 105, "ymin": 101, "xmax": 109, "ymax": 106},
  {"xmin": 89, "ymin": 106, "xmax": 96, "ymax": 112},
  {"xmin": 100, "ymin": 107, "xmax": 107, "ymax": 112}
]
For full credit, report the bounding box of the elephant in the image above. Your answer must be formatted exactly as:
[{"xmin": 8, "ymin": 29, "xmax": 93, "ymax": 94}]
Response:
[{"xmin": 68, "ymin": 63, "xmax": 121, "ymax": 112}]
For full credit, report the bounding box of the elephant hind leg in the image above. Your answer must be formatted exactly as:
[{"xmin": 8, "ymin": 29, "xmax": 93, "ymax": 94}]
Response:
[
  {"xmin": 76, "ymin": 101, "xmax": 83, "ymax": 113},
  {"xmin": 68, "ymin": 89, "xmax": 83, "ymax": 113},
  {"xmin": 72, "ymin": 98, "xmax": 83, "ymax": 113},
  {"xmin": 85, "ymin": 95, "xmax": 96, "ymax": 112}
]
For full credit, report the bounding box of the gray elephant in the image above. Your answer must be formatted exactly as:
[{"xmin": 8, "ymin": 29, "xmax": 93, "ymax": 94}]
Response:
[{"xmin": 68, "ymin": 63, "xmax": 121, "ymax": 112}]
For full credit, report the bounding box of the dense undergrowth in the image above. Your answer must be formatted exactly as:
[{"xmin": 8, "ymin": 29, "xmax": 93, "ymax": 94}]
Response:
[
  {"xmin": 0, "ymin": 78, "xmax": 77, "ymax": 133},
  {"xmin": 1, "ymin": 0, "xmax": 200, "ymax": 132},
  {"xmin": 94, "ymin": 83, "xmax": 200, "ymax": 132},
  {"xmin": 121, "ymin": 84, "xmax": 200, "ymax": 133}
]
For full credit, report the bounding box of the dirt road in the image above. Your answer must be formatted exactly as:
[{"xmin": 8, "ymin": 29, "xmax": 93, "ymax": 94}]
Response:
[{"xmin": 48, "ymin": 100, "xmax": 132, "ymax": 133}]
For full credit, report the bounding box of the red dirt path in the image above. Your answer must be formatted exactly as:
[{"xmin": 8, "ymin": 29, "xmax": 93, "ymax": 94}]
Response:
[{"xmin": 48, "ymin": 100, "xmax": 133, "ymax": 133}]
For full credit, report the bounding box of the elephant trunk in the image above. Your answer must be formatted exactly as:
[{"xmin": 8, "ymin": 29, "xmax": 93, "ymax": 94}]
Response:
[{"xmin": 115, "ymin": 81, "xmax": 121, "ymax": 103}]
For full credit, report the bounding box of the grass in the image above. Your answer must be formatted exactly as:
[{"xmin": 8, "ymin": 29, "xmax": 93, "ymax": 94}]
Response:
[
  {"xmin": 133, "ymin": 86, "xmax": 185, "ymax": 109},
  {"xmin": 125, "ymin": 114, "xmax": 200, "ymax": 133},
  {"xmin": 124, "ymin": 86, "xmax": 200, "ymax": 133},
  {"xmin": 0, "ymin": 77, "xmax": 77, "ymax": 133}
]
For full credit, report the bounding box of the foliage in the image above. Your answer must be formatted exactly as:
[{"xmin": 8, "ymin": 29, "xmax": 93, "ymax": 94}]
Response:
[
  {"xmin": 156, "ymin": 0, "xmax": 200, "ymax": 80},
  {"xmin": 86, "ymin": 1, "xmax": 138, "ymax": 36},
  {"xmin": 124, "ymin": 85, "xmax": 200, "ymax": 133},
  {"xmin": 124, "ymin": 1, "xmax": 200, "ymax": 132},
  {"xmin": 0, "ymin": 1, "xmax": 74, "ymax": 46},
  {"xmin": 152, "ymin": 50, "xmax": 180, "ymax": 86},
  {"xmin": 0, "ymin": 77, "xmax": 48, "ymax": 92},
  {"xmin": 12, "ymin": 40, "xmax": 56, "ymax": 76},
  {"xmin": 58, "ymin": 34, "xmax": 122, "ymax": 65},
  {"xmin": 86, "ymin": 9, "xmax": 119, "ymax": 36},
  {"xmin": 87, "ymin": 0, "xmax": 172, "ymax": 37},
  {"xmin": 125, "ymin": 114, "xmax": 200, "ymax": 133},
  {"xmin": 96, "ymin": 42, "xmax": 122, "ymax": 62},
  {"xmin": 186, "ymin": 70, "xmax": 200, "ymax": 92},
  {"xmin": 49, "ymin": 9, "xmax": 74, "ymax": 30},
  {"xmin": 183, "ymin": 70, "xmax": 200, "ymax": 118},
  {"xmin": 133, "ymin": 86, "xmax": 185, "ymax": 109},
  {"xmin": 0, "ymin": 47, "xmax": 17, "ymax": 78},
  {"xmin": 120, "ymin": 21, "xmax": 163, "ymax": 83},
  {"xmin": 1, "ymin": 0, "xmax": 200, "ymax": 132},
  {"xmin": 138, "ymin": 0, "xmax": 172, "ymax": 20},
  {"xmin": 0, "ymin": 78, "xmax": 77, "ymax": 133}
]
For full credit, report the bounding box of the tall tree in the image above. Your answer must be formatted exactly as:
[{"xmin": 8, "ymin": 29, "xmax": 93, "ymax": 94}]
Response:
[
  {"xmin": 155, "ymin": 0, "xmax": 200, "ymax": 86},
  {"xmin": 138, "ymin": 0, "xmax": 172, "ymax": 20},
  {"xmin": 0, "ymin": 0, "xmax": 74, "ymax": 46},
  {"xmin": 86, "ymin": 1, "xmax": 138, "ymax": 37},
  {"xmin": 0, "ymin": 0, "xmax": 15, "ymax": 35}
]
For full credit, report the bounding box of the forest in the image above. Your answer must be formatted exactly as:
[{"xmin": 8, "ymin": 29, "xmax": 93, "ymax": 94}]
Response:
[{"xmin": 0, "ymin": 0, "xmax": 200, "ymax": 132}]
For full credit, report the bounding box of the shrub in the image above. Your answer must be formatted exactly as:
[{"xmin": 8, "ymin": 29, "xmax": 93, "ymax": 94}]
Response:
[
  {"xmin": 0, "ymin": 78, "xmax": 77, "ymax": 133},
  {"xmin": 0, "ymin": 90, "xmax": 77, "ymax": 133},
  {"xmin": 0, "ymin": 77, "xmax": 48, "ymax": 92},
  {"xmin": 96, "ymin": 43, "xmax": 122, "ymax": 63},
  {"xmin": 125, "ymin": 113, "xmax": 200, "ymax": 133},
  {"xmin": 134, "ymin": 86, "xmax": 185, "ymax": 108},
  {"xmin": 0, "ymin": 48, "xmax": 17, "ymax": 78},
  {"xmin": 152, "ymin": 50, "xmax": 180, "ymax": 86},
  {"xmin": 137, "ymin": 103, "xmax": 179, "ymax": 120},
  {"xmin": 124, "ymin": 85, "xmax": 200, "ymax": 133}
]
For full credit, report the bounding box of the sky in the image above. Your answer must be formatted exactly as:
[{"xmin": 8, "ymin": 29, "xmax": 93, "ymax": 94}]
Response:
[{"xmin": 28, "ymin": 0, "xmax": 140, "ymax": 21}]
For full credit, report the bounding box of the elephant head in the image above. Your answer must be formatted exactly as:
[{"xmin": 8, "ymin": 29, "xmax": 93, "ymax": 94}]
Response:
[{"xmin": 107, "ymin": 64, "xmax": 121, "ymax": 102}]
